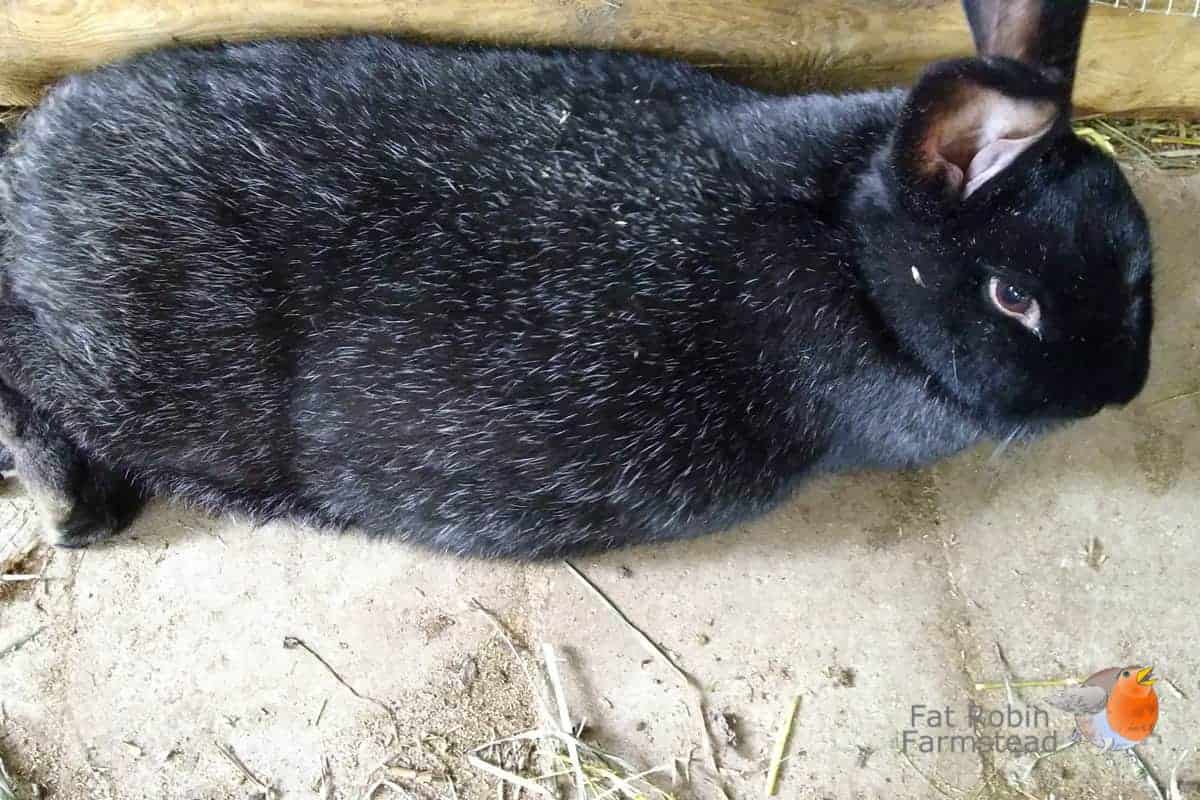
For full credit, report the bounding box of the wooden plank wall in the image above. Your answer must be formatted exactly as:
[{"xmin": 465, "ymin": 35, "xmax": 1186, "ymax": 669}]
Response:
[{"xmin": 0, "ymin": 0, "xmax": 1196, "ymax": 114}]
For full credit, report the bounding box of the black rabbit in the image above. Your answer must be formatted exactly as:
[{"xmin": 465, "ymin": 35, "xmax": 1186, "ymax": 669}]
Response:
[{"xmin": 0, "ymin": 0, "xmax": 1151, "ymax": 558}]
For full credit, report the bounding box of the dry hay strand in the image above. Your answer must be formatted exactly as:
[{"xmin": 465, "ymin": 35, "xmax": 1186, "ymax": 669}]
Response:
[
  {"xmin": 0, "ymin": 753, "xmax": 16, "ymax": 800},
  {"xmin": 0, "ymin": 108, "xmax": 24, "ymax": 130},
  {"xmin": 468, "ymin": 599, "xmax": 681, "ymax": 800},
  {"xmin": 0, "ymin": 497, "xmax": 40, "ymax": 581},
  {"xmin": 764, "ymin": 692, "xmax": 801, "ymax": 796},
  {"xmin": 1075, "ymin": 117, "xmax": 1200, "ymax": 171}
]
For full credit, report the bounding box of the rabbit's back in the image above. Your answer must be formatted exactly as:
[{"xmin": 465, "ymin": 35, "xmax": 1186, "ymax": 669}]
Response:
[{"xmin": 1, "ymin": 38, "xmax": 867, "ymax": 556}]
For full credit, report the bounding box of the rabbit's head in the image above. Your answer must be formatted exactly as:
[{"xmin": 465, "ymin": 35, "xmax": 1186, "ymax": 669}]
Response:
[{"xmin": 854, "ymin": 0, "xmax": 1151, "ymax": 432}]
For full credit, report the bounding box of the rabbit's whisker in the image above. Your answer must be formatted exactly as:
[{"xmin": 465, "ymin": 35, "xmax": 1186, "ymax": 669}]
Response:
[{"xmin": 988, "ymin": 426, "xmax": 1024, "ymax": 464}]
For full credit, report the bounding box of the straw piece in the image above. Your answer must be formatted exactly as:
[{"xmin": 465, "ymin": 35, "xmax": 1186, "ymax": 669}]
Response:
[
  {"xmin": 764, "ymin": 692, "xmax": 801, "ymax": 796},
  {"xmin": 563, "ymin": 561, "xmax": 729, "ymax": 799},
  {"xmin": 542, "ymin": 644, "xmax": 587, "ymax": 800},
  {"xmin": 973, "ymin": 677, "xmax": 1078, "ymax": 692}
]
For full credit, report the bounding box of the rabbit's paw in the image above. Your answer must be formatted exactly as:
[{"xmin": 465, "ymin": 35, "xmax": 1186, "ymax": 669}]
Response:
[{"xmin": 40, "ymin": 497, "xmax": 127, "ymax": 549}]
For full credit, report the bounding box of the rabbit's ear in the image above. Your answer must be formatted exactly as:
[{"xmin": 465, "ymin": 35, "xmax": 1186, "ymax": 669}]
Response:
[
  {"xmin": 892, "ymin": 1, "xmax": 1089, "ymax": 204},
  {"xmin": 962, "ymin": 0, "xmax": 1088, "ymax": 91},
  {"xmin": 893, "ymin": 64, "xmax": 1060, "ymax": 202}
]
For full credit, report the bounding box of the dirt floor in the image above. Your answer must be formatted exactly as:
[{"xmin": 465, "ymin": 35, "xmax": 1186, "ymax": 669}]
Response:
[{"xmin": 0, "ymin": 168, "xmax": 1197, "ymax": 800}]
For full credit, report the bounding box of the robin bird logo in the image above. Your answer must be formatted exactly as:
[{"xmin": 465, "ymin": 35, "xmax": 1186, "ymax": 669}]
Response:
[{"xmin": 1045, "ymin": 666, "xmax": 1159, "ymax": 750}]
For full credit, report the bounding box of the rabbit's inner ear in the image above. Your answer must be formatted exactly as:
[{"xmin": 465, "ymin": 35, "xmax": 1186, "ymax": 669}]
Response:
[
  {"xmin": 962, "ymin": 125, "xmax": 1052, "ymax": 197},
  {"xmin": 925, "ymin": 85, "xmax": 1057, "ymax": 199}
]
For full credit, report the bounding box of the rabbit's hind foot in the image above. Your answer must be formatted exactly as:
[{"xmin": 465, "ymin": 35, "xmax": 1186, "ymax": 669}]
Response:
[
  {"xmin": 0, "ymin": 382, "xmax": 145, "ymax": 548},
  {"xmin": 46, "ymin": 500, "xmax": 141, "ymax": 550},
  {"xmin": 44, "ymin": 461, "xmax": 145, "ymax": 549}
]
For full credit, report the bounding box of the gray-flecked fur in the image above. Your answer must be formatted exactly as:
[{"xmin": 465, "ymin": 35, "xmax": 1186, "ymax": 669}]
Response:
[{"xmin": 0, "ymin": 25, "xmax": 1152, "ymax": 557}]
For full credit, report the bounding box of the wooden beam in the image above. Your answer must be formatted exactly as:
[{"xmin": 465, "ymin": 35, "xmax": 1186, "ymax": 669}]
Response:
[{"xmin": 0, "ymin": 0, "xmax": 1196, "ymax": 115}]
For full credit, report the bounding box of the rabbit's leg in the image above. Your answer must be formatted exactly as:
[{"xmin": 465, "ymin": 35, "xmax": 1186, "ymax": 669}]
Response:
[{"xmin": 0, "ymin": 382, "xmax": 144, "ymax": 547}]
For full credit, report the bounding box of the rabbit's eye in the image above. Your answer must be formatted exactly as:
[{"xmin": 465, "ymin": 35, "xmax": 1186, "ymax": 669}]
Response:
[
  {"xmin": 995, "ymin": 283, "xmax": 1032, "ymax": 313},
  {"xmin": 988, "ymin": 277, "xmax": 1041, "ymax": 335}
]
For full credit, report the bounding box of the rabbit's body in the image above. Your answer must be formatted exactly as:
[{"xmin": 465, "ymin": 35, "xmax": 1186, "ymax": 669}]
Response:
[{"xmin": 0, "ymin": 6, "xmax": 1153, "ymax": 557}]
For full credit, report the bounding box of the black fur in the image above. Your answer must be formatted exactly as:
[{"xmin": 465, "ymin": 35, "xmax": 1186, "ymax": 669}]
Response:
[{"xmin": 0, "ymin": 4, "xmax": 1152, "ymax": 557}]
